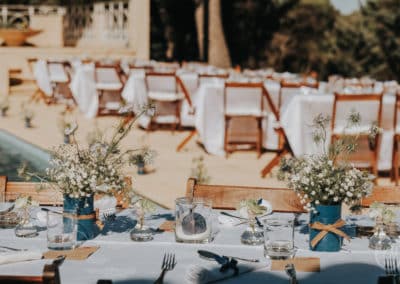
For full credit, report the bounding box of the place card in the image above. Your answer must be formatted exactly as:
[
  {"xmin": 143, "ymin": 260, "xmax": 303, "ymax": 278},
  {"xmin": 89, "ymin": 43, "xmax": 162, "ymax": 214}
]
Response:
[
  {"xmin": 43, "ymin": 246, "xmax": 99, "ymax": 260},
  {"xmin": 271, "ymin": 257, "xmax": 320, "ymax": 272},
  {"xmin": 159, "ymin": 220, "xmax": 175, "ymax": 232}
]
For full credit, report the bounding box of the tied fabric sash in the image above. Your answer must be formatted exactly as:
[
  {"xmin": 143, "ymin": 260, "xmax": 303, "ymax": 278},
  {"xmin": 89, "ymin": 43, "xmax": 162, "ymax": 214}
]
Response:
[{"xmin": 309, "ymin": 219, "xmax": 350, "ymax": 248}]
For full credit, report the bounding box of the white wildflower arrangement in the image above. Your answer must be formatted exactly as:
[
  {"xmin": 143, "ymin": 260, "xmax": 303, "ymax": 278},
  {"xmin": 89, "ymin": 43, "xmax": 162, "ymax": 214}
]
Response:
[
  {"xmin": 278, "ymin": 111, "xmax": 376, "ymax": 211},
  {"xmin": 15, "ymin": 195, "xmax": 39, "ymax": 209},
  {"xmin": 20, "ymin": 104, "xmax": 156, "ymax": 201},
  {"xmin": 129, "ymin": 147, "xmax": 157, "ymax": 166},
  {"xmin": 190, "ymin": 156, "xmax": 211, "ymax": 184},
  {"xmin": 20, "ymin": 102, "xmax": 34, "ymax": 120},
  {"xmin": 368, "ymin": 202, "xmax": 396, "ymax": 225}
]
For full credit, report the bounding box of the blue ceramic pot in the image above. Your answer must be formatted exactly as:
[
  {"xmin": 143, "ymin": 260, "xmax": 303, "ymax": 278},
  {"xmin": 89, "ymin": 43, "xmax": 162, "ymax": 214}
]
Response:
[
  {"xmin": 63, "ymin": 195, "xmax": 99, "ymax": 241},
  {"xmin": 64, "ymin": 134, "xmax": 70, "ymax": 144},
  {"xmin": 309, "ymin": 203, "xmax": 342, "ymax": 252}
]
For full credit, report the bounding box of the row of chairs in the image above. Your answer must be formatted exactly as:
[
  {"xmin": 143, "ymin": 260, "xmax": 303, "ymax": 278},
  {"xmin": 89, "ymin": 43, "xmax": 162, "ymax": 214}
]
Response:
[{"xmin": 1, "ymin": 176, "xmax": 398, "ymax": 214}]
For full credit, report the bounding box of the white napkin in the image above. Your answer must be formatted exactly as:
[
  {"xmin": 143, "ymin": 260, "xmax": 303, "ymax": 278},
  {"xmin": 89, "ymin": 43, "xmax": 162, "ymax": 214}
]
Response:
[
  {"xmin": 94, "ymin": 196, "xmax": 117, "ymax": 217},
  {"xmin": 218, "ymin": 214, "xmax": 243, "ymax": 226},
  {"xmin": 0, "ymin": 251, "xmax": 42, "ymax": 265},
  {"xmin": 0, "ymin": 202, "xmax": 14, "ymax": 213},
  {"xmin": 185, "ymin": 263, "xmax": 257, "ymax": 284}
]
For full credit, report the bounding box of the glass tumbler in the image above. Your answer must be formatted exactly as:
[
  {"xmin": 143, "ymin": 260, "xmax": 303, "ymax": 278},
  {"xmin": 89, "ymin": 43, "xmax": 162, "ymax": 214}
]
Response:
[
  {"xmin": 263, "ymin": 216, "xmax": 295, "ymax": 260},
  {"xmin": 47, "ymin": 210, "xmax": 77, "ymax": 250},
  {"xmin": 175, "ymin": 197, "xmax": 212, "ymax": 243}
]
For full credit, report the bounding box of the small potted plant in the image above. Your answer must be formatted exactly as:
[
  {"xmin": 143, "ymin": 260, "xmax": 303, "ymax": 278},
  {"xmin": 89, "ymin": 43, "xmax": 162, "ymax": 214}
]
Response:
[
  {"xmin": 129, "ymin": 147, "xmax": 157, "ymax": 175},
  {"xmin": 20, "ymin": 103, "xmax": 34, "ymax": 128},
  {"xmin": 58, "ymin": 114, "xmax": 78, "ymax": 144},
  {"xmin": 278, "ymin": 112, "xmax": 376, "ymax": 252},
  {"xmin": 130, "ymin": 196, "xmax": 156, "ymax": 241},
  {"xmin": 190, "ymin": 156, "xmax": 211, "ymax": 184},
  {"xmin": 0, "ymin": 98, "xmax": 9, "ymax": 117}
]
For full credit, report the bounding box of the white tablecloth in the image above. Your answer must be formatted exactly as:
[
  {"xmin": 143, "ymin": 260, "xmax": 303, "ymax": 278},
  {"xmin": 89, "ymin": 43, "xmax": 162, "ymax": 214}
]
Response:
[
  {"xmin": 195, "ymin": 81, "xmax": 282, "ymax": 155},
  {"xmin": 281, "ymin": 94, "xmax": 396, "ymax": 171},
  {"xmin": 0, "ymin": 209, "xmax": 390, "ymax": 284},
  {"xmin": 33, "ymin": 60, "xmax": 52, "ymax": 97},
  {"xmin": 70, "ymin": 64, "xmax": 98, "ymax": 119}
]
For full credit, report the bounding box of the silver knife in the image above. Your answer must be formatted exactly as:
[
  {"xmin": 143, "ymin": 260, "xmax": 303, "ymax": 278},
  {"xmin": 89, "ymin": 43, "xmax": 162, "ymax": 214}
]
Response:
[{"xmin": 198, "ymin": 250, "xmax": 260, "ymax": 263}]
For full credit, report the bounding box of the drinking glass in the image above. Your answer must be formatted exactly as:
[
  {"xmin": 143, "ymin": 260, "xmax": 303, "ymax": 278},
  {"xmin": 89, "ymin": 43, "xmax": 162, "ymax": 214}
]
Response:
[
  {"xmin": 175, "ymin": 197, "xmax": 213, "ymax": 243},
  {"xmin": 47, "ymin": 210, "xmax": 77, "ymax": 250},
  {"xmin": 263, "ymin": 216, "xmax": 295, "ymax": 260}
]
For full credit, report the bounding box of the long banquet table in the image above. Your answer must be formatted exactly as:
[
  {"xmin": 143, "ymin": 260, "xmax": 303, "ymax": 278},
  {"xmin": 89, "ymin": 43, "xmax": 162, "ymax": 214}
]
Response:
[{"xmin": 0, "ymin": 208, "xmax": 391, "ymax": 284}]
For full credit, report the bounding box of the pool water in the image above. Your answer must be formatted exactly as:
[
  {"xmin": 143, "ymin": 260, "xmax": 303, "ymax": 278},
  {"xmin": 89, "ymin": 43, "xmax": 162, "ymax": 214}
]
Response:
[{"xmin": 0, "ymin": 130, "xmax": 50, "ymax": 181}]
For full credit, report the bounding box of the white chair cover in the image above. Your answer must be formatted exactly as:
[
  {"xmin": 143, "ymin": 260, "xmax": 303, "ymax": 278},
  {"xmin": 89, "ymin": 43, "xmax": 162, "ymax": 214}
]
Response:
[{"xmin": 33, "ymin": 60, "xmax": 52, "ymax": 97}]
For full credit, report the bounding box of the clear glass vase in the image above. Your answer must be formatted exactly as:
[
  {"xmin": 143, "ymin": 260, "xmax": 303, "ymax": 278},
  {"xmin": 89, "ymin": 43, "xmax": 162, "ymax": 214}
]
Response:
[
  {"xmin": 369, "ymin": 219, "xmax": 391, "ymax": 250},
  {"xmin": 15, "ymin": 208, "xmax": 38, "ymax": 238},
  {"xmin": 130, "ymin": 212, "xmax": 153, "ymax": 242},
  {"xmin": 241, "ymin": 214, "xmax": 264, "ymax": 245}
]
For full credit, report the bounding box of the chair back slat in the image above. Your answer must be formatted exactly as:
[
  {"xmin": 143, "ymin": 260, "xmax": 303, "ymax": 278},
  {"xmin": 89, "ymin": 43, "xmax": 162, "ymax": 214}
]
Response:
[
  {"xmin": 186, "ymin": 178, "xmax": 305, "ymax": 213},
  {"xmin": 361, "ymin": 186, "xmax": 400, "ymax": 207}
]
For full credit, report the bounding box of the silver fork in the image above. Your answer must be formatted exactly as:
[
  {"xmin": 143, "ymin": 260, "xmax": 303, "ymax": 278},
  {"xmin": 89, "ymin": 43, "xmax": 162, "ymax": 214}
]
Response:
[
  {"xmin": 385, "ymin": 254, "xmax": 399, "ymax": 276},
  {"xmin": 154, "ymin": 253, "xmax": 176, "ymax": 284},
  {"xmin": 0, "ymin": 245, "xmax": 28, "ymax": 252}
]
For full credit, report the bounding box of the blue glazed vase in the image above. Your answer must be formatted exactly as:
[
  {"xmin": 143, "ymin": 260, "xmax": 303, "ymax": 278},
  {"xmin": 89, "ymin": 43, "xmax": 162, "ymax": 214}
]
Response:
[
  {"xmin": 137, "ymin": 162, "xmax": 145, "ymax": 175},
  {"xmin": 309, "ymin": 203, "xmax": 342, "ymax": 252},
  {"xmin": 63, "ymin": 195, "xmax": 99, "ymax": 241}
]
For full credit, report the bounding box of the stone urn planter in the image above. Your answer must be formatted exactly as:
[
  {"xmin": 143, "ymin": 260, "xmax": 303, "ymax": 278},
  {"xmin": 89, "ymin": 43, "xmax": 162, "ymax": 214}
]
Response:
[{"xmin": 0, "ymin": 28, "xmax": 41, "ymax": 46}]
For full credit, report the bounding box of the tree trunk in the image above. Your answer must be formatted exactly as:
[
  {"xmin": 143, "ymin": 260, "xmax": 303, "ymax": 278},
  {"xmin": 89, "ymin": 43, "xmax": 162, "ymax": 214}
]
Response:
[{"xmin": 208, "ymin": 0, "xmax": 231, "ymax": 68}]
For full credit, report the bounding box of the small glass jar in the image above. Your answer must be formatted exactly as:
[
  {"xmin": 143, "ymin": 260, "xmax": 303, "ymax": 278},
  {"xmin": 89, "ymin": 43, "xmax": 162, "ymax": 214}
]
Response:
[
  {"xmin": 15, "ymin": 207, "xmax": 38, "ymax": 238},
  {"xmin": 369, "ymin": 219, "xmax": 391, "ymax": 250},
  {"xmin": 175, "ymin": 197, "xmax": 212, "ymax": 243}
]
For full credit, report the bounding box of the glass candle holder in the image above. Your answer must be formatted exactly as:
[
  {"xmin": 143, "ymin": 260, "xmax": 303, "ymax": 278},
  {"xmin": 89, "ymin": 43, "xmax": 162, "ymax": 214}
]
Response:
[{"xmin": 175, "ymin": 197, "xmax": 212, "ymax": 243}]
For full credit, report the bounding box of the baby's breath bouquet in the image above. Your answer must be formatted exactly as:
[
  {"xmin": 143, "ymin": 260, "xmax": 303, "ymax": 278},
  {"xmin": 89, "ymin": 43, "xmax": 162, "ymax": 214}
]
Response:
[
  {"xmin": 21, "ymin": 104, "xmax": 155, "ymax": 202},
  {"xmin": 278, "ymin": 112, "xmax": 375, "ymax": 211}
]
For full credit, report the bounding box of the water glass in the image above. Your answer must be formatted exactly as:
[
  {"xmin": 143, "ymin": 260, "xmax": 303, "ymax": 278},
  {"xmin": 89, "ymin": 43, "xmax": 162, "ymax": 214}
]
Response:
[
  {"xmin": 175, "ymin": 197, "xmax": 213, "ymax": 243},
  {"xmin": 47, "ymin": 210, "xmax": 77, "ymax": 250},
  {"xmin": 263, "ymin": 216, "xmax": 295, "ymax": 260}
]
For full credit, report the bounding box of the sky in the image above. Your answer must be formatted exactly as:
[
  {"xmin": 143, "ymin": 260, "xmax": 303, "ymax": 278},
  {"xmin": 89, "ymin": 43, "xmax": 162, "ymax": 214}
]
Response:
[{"xmin": 330, "ymin": 0, "xmax": 366, "ymax": 14}]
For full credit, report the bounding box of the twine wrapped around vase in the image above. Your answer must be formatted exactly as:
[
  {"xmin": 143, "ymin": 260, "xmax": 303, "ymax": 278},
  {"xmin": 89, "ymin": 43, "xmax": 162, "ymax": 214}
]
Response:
[{"xmin": 309, "ymin": 219, "xmax": 350, "ymax": 248}]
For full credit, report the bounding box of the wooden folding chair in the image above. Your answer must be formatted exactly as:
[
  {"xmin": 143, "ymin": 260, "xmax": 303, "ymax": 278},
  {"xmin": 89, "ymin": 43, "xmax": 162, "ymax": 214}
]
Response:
[
  {"xmin": 360, "ymin": 186, "xmax": 400, "ymax": 207},
  {"xmin": 27, "ymin": 58, "xmax": 53, "ymax": 104},
  {"xmin": 186, "ymin": 178, "xmax": 305, "ymax": 213},
  {"xmin": 260, "ymin": 85, "xmax": 294, "ymax": 177},
  {"xmin": 0, "ymin": 176, "xmax": 62, "ymax": 205},
  {"xmin": 145, "ymin": 72, "xmax": 191, "ymax": 131},
  {"xmin": 176, "ymin": 73, "xmax": 229, "ymax": 152},
  {"xmin": 331, "ymin": 93, "xmax": 383, "ymax": 177},
  {"xmin": 278, "ymin": 79, "xmax": 319, "ymax": 111},
  {"xmin": 47, "ymin": 60, "xmax": 74, "ymax": 106},
  {"xmin": 0, "ymin": 176, "xmax": 132, "ymax": 208},
  {"xmin": 94, "ymin": 62, "xmax": 125, "ymax": 116},
  {"xmin": 392, "ymin": 92, "xmax": 400, "ymax": 185},
  {"xmin": 0, "ymin": 256, "xmax": 64, "ymax": 284},
  {"xmin": 223, "ymin": 82, "xmax": 266, "ymax": 157}
]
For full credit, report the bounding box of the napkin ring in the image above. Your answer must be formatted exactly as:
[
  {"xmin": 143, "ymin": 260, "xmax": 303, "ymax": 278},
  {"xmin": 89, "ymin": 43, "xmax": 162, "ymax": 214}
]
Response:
[{"xmin": 220, "ymin": 257, "xmax": 238, "ymax": 276}]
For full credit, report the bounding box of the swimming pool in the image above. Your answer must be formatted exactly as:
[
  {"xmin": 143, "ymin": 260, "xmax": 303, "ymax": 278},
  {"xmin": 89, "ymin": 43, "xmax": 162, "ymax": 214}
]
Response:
[{"xmin": 0, "ymin": 130, "xmax": 50, "ymax": 181}]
